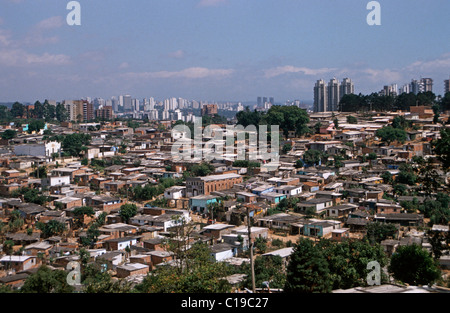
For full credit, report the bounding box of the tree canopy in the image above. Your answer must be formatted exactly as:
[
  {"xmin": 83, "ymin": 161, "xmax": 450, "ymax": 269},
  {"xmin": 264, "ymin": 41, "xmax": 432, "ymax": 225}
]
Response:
[
  {"xmin": 236, "ymin": 105, "xmax": 310, "ymax": 139},
  {"xmin": 434, "ymin": 128, "xmax": 450, "ymax": 171},
  {"xmin": 389, "ymin": 244, "xmax": 441, "ymax": 286},
  {"xmin": 284, "ymin": 238, "xmax": 332, "ymax": 293},
  {"xmin": 376, "ymin": 126, "xmax": 406, "ymax": 145}
]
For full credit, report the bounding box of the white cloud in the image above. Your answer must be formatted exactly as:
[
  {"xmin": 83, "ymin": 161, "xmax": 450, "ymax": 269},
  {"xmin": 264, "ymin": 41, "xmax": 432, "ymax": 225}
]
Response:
[
  {"xmin": 22, "ymin": 16, "xmax": 64, "ymax": 46},
  {"xmin": 404, "ymin": 53, "xmax": 450, "ymax": 74},
  {"xmin": 119, "ymin": 62, "xmax": 129, "ymax": 69},
  {"xmin": 0, "ymin": 48, "xmax": 71, "ymax": 66},
  {"xmin": 0, "ymin": 29, "xmax": 11, "ymax": 47},
  {"xmin": 36, "ymin": 16, "xmax": 64, "ymax": 30},
  {"xmin": 167, "ymin": 50, "xmax": 186, "ymax": 59},
  {"xmin": 122, "ymin": 67, "xmax": 234, "ymax": 80},
  {"xmin": 263, "ymin": 65, "xmax": 338, "ymax": 78}
]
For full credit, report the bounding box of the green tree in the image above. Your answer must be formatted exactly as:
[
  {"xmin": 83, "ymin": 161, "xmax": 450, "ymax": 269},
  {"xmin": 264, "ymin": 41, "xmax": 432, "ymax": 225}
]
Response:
[
  {"xmin": 303, "ymin": 149, "xmax": 324, "ymax": 166},
  {"xmin": 134, "ymin": 241, "xmax": 232, "ymax": 293},
  {"xmin": 0, "ymin": 105, "xmax": 12, "ymax": 121},
  {"xmin": 346, "ymin": 115, "xmax": 358, "ymax": 124},
  {"xmin": 43, "ymin": 100, "xmax": 56, "ymax": 121},
  {"xmin": 241, "ymin": 255, "xmax": 286, "ymax": 290},
  {"xmin": 27, "ymin": 119, "xmax": 46, "ymax": 134},
  {"xmin": 61, "ymin": 133, "xmax": 92, "ymax": 157},
  {"xmin": 13, "ymin": 187, "xmax": 49, "ymax": 206},
  {"xmin": 365, "ymin": 222, "xmax": 398, "ymax": 244},
  {"xmin": 236, "ymin": 107, "xmax": 263, "ymax": 128},
  {"xmin": 400, "ymin": 198, "xmax": 420, "ymax": 213},
  {"xmin": 367, "ymin": 152, "xmax": 377, "ymax": 160},
  {"xmin": 394, "ymin": 92, "xmax": 417, "ymax": 111},
  {"xmin": 1, "ymin": 129, "xmax": 17, "ymax": 140},
  {"xmin": 339, "ymin": 94, "xmax": 368, "ymax": 112},
  {"xmin": 440, "ymin": 92, "xmax": 450, "ymax": 112},
  {"xmin": 392, "ymin": 116, "xmax": 411, "ymax": 130},
  {"xmin": 389, "ymin": 244, "xmax": 441, "ymax": 286},
  {"xmin": 73, "ymin": 206, "xmax": 95, "ymax": 228},
  {"xmin": 264, "ymin": 105, "xmax": 310, "ymax": 139},
  {"xmin": 433, "ymin": 128, "xmax": 450, "ymax": 171},
  {"xmin": 56, "ymin": 103, "xmax": 69, "ymax": 122},
  {"xmin": 2, "ymin": 240, "xmax": 15, "ymax": 255},
  {"xmin": 20, "ymin": 265, "xmax": 75, "ymax": 293},
  {"xmin": 284, "ymin": 238, "xmax": 332, "ymax": 293},
  {"xmin": 376, "ymin": 126, "xmax": 407, "ymax": 145},
  {"xmin": 189, "ymin": 162, "xmax": 215, "ymax": 177},
  {"xmin": 255, "ymin": 237, "xmax": 268, "ymax": 254},
  {"xmin": 427, "ymin": 229, "xmax": 450, "ymax": 260},
  {"xmin": 381, "ymin": 171, "xmax": 393, "ymax": 184},
  {"xmin": 418, "ymin": 160, "xmax": 442, "ymax": 197},
  {"xmin": 80, "ymin": 224, "xmax": 101, "ymax": 248},
  {"xmin": 10, "ymin": 102, "xmax": 24, "ymax": 118},
  {"xmin": 31, "ymin": 166, "xmax": 47, "ymax": 178},
  {"xmin": 82, "ymin": 262, "xmax": 132, "ymax": 293},
  {"xmin": 395, "ymin": 163, "xmax": 418, "ymax": 186},
  {"xmin": 32, "ymin": 101, "xmax": 45, "ymax": 119},
  {"xmin": 318, "ymin": 239, "xmax": 388, "ymax": 290},
  {"xmin": 36, "ymin": 220, "xmax": 66, "ymax": 238},
  {"xmin": 282, "ymin": 143, "xmax": 292, "ymax": 154},
  {"xmin": 295, "ymin": 159, "xmax": 304, "ymax": 168},
  {"xmin": 393, "ymin": 183, "xmax": 408, "ymax": 196},
  {"xmin": 432, "ymin": 104, "xmax": 441, "ymax": 124},
  {"xmin": 416, "ymin": 91, "xmax": 436, "ymax": 106},
  {"xmin": 333, "ymin": 118, "xmax": 339, "ymax": 129},
  {"xmin": 119, "ymin": 203, "xmax": 138, "ymax": 223}
]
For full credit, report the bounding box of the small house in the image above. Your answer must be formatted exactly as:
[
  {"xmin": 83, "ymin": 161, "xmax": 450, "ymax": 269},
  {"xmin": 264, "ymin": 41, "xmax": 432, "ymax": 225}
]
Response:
[{"xmin": 116, "ymin": 263, "xmax": 149, "ymax": 278}]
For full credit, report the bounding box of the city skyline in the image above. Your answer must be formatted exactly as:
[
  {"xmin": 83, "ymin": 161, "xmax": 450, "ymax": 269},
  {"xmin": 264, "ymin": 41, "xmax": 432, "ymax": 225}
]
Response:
[{"xmin": 1, "ymin": 0, "xmax": 450, "ymax": 103}]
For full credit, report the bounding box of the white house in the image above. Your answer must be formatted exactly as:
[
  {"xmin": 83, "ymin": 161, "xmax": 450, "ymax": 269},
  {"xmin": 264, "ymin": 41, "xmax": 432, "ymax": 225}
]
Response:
[
  {"xmin": 41, "ymin": 175, "xmax": 71, "ymax": 187},
  {"xmin": 105, "ymin": 236, "xmax": 138, "ymax": 251},
  {"xmin": 14, "ymin": 141, "xmax": 61, "ymax": 158},
  {"xmin": 210, "ymin": 243, "xmax": 237, "ymax": 261},
  {"xmin": 273, "ymin": 185, "xmax": 303, "ymax": 198},
  {"xmin": 164, "ymin": 186, "xmax": 185, "ymax": 200}
]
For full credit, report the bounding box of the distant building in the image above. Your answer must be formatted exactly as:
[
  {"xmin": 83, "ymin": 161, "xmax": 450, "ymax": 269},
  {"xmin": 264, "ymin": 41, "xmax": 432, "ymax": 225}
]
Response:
[
  {"xmin": 63, "ymin": 99, "xmax": 94, "ymax": 121},
  {"xmin": 327, "ymin": 78, "xmax": 340, "ymax": 112},
  {"xmin": 315, "ymin": 78, "xmax": 354, "ymax": 112},
  {"xmin": 95, "ymin": 106, "xmax": 113, "ymax": 120},
  {"xmin": 186, "ymin": 173, "xmax": 243, "ymax": 196},
  {"xmin": 340, "ymin": 78, "xmax": 355, "ymax": 100},
  {"xmin": 410, "ymin": 78, "xmax": 433, "ymax": 95},
  {"xmin": 201, "ymin": 104, "xmax": 218, "ymax": 116},
  {"xmin": 14, "ymin": 141, "xmax": 61, "ymax": 158},
  {"xmin": 314, "ymin": 79, "xmax": 327, "ymax": 113}
]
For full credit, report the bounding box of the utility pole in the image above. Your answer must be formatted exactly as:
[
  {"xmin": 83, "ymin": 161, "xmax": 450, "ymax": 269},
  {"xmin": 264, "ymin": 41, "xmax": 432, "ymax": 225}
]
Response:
[{"xmin": 247, "ymin": 206, "xmax": 256, "ymax": 293}]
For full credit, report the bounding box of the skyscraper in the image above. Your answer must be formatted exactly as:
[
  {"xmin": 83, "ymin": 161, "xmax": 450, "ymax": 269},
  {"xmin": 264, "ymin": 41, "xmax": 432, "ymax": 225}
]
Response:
[
  {"xmin": 327, "ymin": 78, "xmax": 340, "ymax": 112},
  {"xmin": 123, "ymin": 95, "xmax": 132, "ymax": 112},
  {"xmin": 421, "ymin": 78, "xmax": 433, "ymax": 92},
  {"xmin": 257, "ymin": 97, "xmax": 262, "ymax": 107},
  {"xmin": 445, "ymin": 77, "xmax": 450, "ymax": 94},
  {"xmin": 340, "ymin": 78, "xmax": 355, "ymax": 100},
  {"xmin": 399, "ymin": 84, "xmax": 410, "ymax": 95},
  {"xmin": 410, "ymin": 79, "xmax": 421, "ymax": 95},
  {"xmin": 314, "ymin": 79, "xmax": 328, "ymax": 112},
  {"xmin": 132, "ymin": 98, "xmax": 140, "ymax": 112},
  {"xmin": 380, "ymin": 84, "xmax": 397, "ymax": 97},
  {"xmin": 409, "ymin": 78, "xmax": 432, "ymax": 95}
]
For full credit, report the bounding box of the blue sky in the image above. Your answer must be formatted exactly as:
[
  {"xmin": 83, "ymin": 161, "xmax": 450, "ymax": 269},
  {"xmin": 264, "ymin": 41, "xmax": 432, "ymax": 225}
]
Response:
[{"xmin": 1, "ymin": 0, "xmax": 450, "ymax": 103}]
